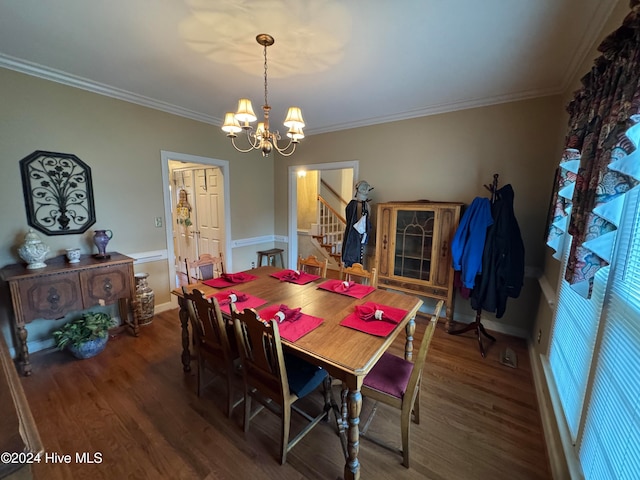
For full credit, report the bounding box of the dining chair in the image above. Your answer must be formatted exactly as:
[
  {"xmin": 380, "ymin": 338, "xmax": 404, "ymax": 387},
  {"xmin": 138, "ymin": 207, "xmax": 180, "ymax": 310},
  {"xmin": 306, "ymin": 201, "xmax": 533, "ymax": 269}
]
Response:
[
  {"xmin": 297, "ymin": 254, "xmax": 328, "ymax": 277},
  {"xmin": 231, "ymin": 304, "xmax": 331, "ymax": 464},
  {"xmin": 334, "ymin": 262, "xmax": 379, "ymax": 391},
  {"xmin": 182, "ymin": 287, "xmax": 241, "ymax": 417},
  {"xmin": 360, "ymin": 300, "xmax": 444, "ymax": 468},
  {"xmin": 340, "ymin": 262, "xmax": 378, "ymax": 287},
  {"xmin": 185, "ymin": 252, "xmax": 225, "ymax": 283}
]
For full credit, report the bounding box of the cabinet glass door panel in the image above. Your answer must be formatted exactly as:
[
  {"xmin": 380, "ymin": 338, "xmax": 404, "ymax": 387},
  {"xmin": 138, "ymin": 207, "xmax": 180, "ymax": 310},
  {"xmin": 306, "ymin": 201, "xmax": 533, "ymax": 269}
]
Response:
[{"xmin": 393, "ymin": 209, "xmax": 434, "ymax": 281}]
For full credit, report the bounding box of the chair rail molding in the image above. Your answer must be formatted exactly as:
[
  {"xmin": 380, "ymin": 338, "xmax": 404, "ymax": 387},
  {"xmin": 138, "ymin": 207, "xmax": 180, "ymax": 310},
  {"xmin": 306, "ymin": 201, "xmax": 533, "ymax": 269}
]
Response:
[{"xmin": 231, "ymin": 235, "xmax": 287, "ymax": 248}]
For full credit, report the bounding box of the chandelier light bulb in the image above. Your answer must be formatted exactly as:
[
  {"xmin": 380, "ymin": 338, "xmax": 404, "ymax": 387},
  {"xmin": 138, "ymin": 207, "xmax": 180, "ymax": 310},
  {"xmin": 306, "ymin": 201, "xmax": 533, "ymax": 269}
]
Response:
[
  {"xmin": 221, "ymin": 112, "xmax": 242, "ymax": 134},
  {"xmin": 287, "ymin": 126, "xmax": 305, "ymax": 141},
  {"xmin": 235, "ymin": 98, "xmax": 257, "ymax": 124},
  {"xmin": 283, "ymin": 107, "xmax": 305, "ymax": 129}
]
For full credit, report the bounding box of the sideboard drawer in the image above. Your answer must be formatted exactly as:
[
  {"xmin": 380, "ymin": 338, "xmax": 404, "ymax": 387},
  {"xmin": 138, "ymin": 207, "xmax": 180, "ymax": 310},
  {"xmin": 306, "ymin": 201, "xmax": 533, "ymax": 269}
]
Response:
[
  {"xmin": 17, "ymin": 271, "xmax": 82, "ymax": 322},
  {"xmin": 80, "ymin": 264, "xmax": 131, "ymax": 307}
]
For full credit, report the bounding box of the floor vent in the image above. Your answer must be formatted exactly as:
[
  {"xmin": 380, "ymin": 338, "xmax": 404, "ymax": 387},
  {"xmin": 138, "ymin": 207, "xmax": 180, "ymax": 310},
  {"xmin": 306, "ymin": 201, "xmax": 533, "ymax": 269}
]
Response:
[{"xmin": 499, "ymin": 347, "xmax": 518, "ymax": 368}]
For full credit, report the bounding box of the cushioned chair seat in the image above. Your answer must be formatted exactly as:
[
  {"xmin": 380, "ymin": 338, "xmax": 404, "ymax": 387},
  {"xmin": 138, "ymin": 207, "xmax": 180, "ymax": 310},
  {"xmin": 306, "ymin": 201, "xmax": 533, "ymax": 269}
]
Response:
[
  {"xmin": 363, "ymin": 352, "xmax": 412, "ymax": 399},
  {"xmin": 284, "ymin": 352, "xmax": 328, "ymax": 398},
  {"xmin": 360, "ymin": 300, "xmax": 444, "ymax": 468}
]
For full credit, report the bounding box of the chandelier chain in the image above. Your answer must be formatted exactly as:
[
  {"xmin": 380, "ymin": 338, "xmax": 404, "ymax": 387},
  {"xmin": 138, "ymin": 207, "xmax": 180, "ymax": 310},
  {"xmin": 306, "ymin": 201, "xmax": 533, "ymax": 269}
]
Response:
[{"xmin": 263, "ymin": 43, "xmax": 269, "ymax": 108}]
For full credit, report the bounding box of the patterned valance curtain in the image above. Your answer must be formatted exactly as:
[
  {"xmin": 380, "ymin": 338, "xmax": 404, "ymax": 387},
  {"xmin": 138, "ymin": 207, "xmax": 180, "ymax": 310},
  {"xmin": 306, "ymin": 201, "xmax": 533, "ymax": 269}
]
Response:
[{"xmin": 546, "ymin": 0, "xmax": 640, "ymax": 298}]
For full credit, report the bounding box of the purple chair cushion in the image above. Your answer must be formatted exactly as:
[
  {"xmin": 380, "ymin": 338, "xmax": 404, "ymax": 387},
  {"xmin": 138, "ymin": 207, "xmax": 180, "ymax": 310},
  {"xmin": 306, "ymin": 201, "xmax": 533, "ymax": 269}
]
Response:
[{"xmin": 363, "ymin": 352, "xmax": 413, "ymax": 399}]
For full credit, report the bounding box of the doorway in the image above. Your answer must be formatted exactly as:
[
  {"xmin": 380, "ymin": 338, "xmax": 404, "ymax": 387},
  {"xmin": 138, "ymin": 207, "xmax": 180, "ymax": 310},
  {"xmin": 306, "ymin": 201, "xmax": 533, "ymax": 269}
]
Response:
[
  {"xmin": 161, "ymin": 151, "xmax": 232, "ymax": 295},
  {"xmin": 172, "ymin": 166, "xmax": 225, "ymax": 275},
  {"xmin": 287, "ymin": 160, "xmax": 359, "ymax": 268}
]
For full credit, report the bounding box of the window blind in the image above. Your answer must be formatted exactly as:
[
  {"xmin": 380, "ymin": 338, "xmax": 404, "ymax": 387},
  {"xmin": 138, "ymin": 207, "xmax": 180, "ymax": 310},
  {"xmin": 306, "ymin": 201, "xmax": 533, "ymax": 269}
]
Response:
[
  {"xmin": 548, "ymin": 232, "xmax": 607, "ymax": 441},
  {"xmin": 579, "ymin": 187, "xmax": 640, "ymax": 480}
]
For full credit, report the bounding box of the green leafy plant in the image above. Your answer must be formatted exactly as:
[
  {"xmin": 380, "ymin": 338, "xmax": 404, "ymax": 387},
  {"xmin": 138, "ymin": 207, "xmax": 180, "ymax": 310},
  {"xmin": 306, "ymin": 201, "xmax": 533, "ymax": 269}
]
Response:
[{"xmin": 52, "ymin": 312, "xmax": 117, "ymax": 350}]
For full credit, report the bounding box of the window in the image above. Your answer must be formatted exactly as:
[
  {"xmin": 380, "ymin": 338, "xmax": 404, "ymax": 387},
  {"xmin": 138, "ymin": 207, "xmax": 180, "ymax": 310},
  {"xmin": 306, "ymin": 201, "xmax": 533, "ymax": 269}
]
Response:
[
  {"xmin": 548, "ymin": 232, "xmax": 607, "ymax": 441},
  {"xmin": 547, "ymin": 187, "xmax": 640, "ymax": 479}
]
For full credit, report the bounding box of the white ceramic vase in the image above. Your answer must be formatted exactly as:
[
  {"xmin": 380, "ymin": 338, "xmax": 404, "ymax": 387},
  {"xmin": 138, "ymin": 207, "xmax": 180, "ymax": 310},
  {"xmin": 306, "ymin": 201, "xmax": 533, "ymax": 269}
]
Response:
[{"xmin": 18, "ymin": 229, "xmax": 50, "ymax": 269}]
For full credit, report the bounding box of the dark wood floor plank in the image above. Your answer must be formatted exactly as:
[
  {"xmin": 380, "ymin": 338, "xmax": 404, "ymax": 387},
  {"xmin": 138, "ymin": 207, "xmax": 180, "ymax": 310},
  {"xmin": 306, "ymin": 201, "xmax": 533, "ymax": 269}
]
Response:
[{"xmin": 19, "ymin": 309, "xmax": 551, "ymax": 479}]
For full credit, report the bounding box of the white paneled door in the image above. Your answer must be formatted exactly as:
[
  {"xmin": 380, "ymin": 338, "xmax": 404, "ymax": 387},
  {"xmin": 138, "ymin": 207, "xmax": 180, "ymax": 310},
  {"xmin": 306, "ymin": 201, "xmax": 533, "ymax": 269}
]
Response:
[
  {"xmin": 173, "ymin": 167, "xmax": 225, "ymax": 276},
  {"xmin": 194, "ymin": 168, "xmax": 224, "ymax": 257}
]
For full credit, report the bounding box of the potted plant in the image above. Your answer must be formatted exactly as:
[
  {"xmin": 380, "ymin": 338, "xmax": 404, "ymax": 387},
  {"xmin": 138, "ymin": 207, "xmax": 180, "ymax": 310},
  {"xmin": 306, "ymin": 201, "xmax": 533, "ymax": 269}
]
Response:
[{"xmin": 52, "ymin": 311, "xmax": 117, "ymax": 359}]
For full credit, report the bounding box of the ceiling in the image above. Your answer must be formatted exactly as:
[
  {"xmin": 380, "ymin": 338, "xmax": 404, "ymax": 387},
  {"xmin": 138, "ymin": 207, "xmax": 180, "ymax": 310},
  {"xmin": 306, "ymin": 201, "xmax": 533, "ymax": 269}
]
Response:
[{"xmin": 0, "ymin": 0, "xmax": 619, "ymax": 136}]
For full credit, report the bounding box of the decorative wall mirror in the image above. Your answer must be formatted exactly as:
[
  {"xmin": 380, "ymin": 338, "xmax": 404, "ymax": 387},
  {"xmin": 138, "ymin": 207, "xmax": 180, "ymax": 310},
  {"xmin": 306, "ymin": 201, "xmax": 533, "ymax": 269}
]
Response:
[{"xmin": 19, "ymin": 150, "xmax": 96, "ymax": 235}]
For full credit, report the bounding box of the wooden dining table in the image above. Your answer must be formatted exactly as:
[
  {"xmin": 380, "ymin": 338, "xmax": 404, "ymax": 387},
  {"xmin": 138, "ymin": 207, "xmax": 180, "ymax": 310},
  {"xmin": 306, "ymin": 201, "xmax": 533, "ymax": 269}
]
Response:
[{"xmin": 171, "ymin": 266, "xmax": 423, "ymax": 480}]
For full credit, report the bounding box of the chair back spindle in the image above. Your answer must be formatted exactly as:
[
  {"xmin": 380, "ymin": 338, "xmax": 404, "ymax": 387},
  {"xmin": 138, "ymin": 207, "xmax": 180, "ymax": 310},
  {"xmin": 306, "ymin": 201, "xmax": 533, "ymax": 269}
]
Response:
[
  {"xmin": 340, "ymin": 262, "xmax": 377, "ymax": 287},
  {"xmin": 297, "ymin": 255, "xmax": 328, "ymax": 277},
  {"xmin": 185, "ymin": 253, "xmax": 225, "ymax": 283}
]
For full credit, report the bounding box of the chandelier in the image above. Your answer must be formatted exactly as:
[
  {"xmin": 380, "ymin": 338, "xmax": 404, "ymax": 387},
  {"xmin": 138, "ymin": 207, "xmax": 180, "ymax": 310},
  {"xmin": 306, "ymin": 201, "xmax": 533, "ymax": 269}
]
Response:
[{"xmin": 221, "ymin": 34, "xmax": 305, "ymax": 157}]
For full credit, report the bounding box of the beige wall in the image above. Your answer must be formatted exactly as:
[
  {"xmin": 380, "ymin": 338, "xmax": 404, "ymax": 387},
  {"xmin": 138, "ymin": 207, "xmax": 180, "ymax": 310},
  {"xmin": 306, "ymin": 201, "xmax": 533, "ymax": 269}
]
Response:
[
  {"xmin": 297, "ymin": 171, "xmax": 319, "ymax": 229},
  {"xmin": 275, "ymin": 95, "xmax": 565, "ymax": 336},
  {"xmin": 320, "ymin": 168, "xmax": 353, "ymax": 210},
  {"xmin": 0, "ymin": 43, "xmax": 594, "ymax": 352},
  {"xmin": 0, "ymin": 67, "xmax": 275, "ymax": 351}
]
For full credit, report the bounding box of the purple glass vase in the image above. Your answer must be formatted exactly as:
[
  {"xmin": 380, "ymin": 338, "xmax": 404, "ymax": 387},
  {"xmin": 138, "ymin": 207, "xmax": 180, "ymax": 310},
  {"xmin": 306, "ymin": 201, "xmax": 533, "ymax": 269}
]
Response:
[{"xmin": 93, "ymin": 229, "xmax": 113, "ymax": 258}]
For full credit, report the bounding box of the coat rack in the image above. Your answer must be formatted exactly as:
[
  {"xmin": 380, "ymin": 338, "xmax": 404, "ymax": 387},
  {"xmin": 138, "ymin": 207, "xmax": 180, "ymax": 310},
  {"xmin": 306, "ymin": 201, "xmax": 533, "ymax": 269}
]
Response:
[{"xmin": 448, "ymin": 174, "xmax": 499, "ymax": 357}]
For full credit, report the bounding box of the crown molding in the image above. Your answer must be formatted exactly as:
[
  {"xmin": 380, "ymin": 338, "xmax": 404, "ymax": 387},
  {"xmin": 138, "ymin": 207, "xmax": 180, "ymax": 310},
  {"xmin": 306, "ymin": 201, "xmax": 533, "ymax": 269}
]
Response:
[
  {"xmin": 558, "ymin": 0, "xmax": 620, "ymax": 93},
  {"xmin": 307, "ymin": 86, "xmax": 564, "ymax": 135},
  {"xmin": 0, "ymin": 53, "xmax": 222, "ymax": 126},
  {"xmin": 0, "ymin": 44, "xmax": 597, "ymax": 138}
]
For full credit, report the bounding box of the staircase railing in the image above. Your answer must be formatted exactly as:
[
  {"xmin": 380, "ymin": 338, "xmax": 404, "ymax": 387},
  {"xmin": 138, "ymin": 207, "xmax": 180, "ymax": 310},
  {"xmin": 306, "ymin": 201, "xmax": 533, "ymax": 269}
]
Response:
[{"xmin": 317, "ymin": 195, "xmax": 346, "ymax": 256}]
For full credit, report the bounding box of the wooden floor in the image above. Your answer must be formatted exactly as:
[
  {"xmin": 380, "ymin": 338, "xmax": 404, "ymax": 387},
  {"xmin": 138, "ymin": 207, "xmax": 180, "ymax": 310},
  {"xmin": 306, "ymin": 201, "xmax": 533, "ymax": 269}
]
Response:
[{"xmin": 20, "ymin": 310, "xmax": 551, "ymax": 480}]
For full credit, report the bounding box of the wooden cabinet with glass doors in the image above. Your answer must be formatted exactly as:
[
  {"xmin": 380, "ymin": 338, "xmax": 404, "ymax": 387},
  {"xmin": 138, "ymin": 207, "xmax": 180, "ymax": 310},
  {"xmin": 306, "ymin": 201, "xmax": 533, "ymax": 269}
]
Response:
[{"xmin": 375, "ymin": 201, "xmax": 462, "ymax": 330}]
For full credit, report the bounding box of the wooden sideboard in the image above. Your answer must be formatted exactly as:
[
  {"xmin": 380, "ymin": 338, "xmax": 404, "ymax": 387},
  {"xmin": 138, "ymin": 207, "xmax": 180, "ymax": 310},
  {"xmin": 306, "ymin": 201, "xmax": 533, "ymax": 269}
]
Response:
[{"xmin": 1, "ymin": 252, "xmax": 136, "ymax": 376}]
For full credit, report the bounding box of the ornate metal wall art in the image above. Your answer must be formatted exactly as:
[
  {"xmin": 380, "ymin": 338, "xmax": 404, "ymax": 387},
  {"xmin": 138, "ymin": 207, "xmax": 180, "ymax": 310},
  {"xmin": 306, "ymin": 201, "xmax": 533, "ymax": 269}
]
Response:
[{"xmin": 19, "ymin": 151, "xmax": 96, "ymax": 235}]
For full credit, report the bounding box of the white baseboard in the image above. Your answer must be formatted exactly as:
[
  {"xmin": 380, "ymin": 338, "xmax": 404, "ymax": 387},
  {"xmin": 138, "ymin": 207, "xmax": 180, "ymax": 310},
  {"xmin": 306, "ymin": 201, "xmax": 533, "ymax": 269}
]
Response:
[
  {"xmin": 154, "ymin": 301, "xmax": 176, "ymax": 314},
  {"xmin": 15, "ymin": 338, "xmax": 57, "ymax": 357},
  {"xmin": 14, "ymin": 302, "xmax": 178, "ymax": 358}
]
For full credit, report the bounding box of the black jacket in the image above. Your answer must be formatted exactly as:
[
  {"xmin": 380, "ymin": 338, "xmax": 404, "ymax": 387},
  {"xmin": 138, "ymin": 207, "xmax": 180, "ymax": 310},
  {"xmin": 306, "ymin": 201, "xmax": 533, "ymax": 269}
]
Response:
[
  {"xmin": 470, "ymin": 184, "xmax": 525, "ymax": 318},
  {"xmin": 342, "ymin": 200, "xmax": 370, "ymax": 267}
]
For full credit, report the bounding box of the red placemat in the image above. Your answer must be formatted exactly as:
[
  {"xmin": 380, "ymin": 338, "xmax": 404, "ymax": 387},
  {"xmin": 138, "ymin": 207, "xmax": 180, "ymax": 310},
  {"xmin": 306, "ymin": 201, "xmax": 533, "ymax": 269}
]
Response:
[
  {"xmin": 269, "ymin": 269, "xmax": 320, "ymax": 285},
  {"xmin": 208, "ymin": 289, "xmax": 267, "ymax": 315},
  {"xmin": 259, "ymin": 305, "xmax": 324, "ymax": 342},
  {"xmin": 317, "ymin": 279, "xmax": 375, "ymax": 299},
  {"xmin": 203, "ymin": 272, "xmax": 258, "ymax": 288},
  {"xmin": 340, "ymin": 302, "xmax": 409, "ymax": 337}
]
